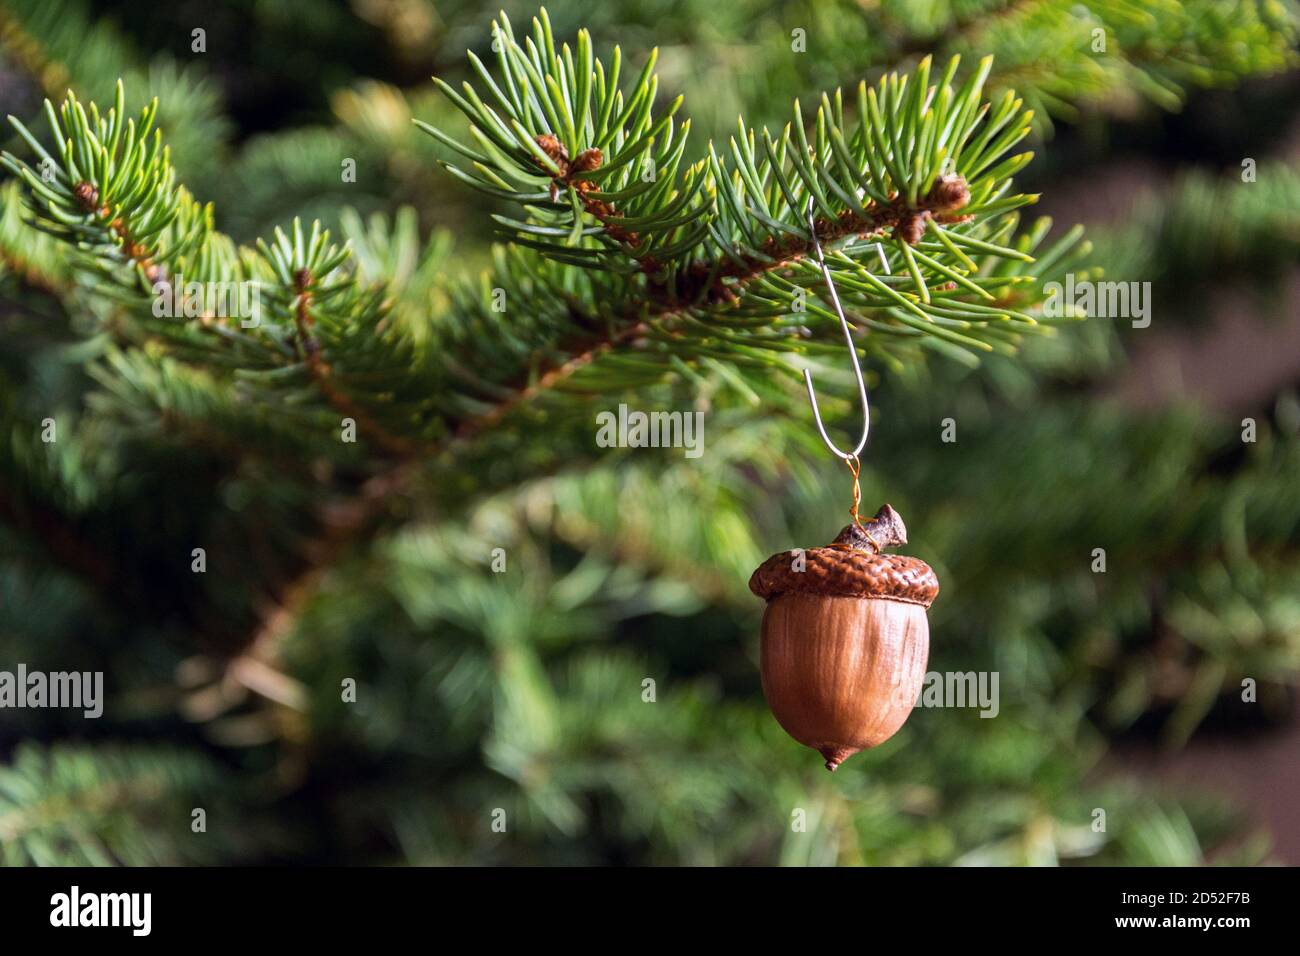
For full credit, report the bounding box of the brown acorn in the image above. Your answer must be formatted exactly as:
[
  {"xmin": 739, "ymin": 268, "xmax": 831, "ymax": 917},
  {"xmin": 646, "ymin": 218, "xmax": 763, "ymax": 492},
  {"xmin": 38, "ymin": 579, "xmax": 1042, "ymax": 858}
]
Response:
[{"xmin": 748, "ymin": 504, "xmax": 938, "ymax": 771}]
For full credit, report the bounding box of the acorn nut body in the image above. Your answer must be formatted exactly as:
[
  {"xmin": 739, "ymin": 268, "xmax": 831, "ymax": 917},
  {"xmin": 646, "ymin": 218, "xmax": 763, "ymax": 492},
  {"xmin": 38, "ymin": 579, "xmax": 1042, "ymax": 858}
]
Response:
[{"xmin": 748, "ymin": 505, "xmax": 939, "ymax": 771}]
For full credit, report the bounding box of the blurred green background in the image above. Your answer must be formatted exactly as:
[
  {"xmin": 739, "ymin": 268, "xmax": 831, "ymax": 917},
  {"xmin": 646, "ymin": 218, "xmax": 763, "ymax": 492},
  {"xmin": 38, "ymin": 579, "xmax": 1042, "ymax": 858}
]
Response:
[{"xmin": 1, "ymin": 0, "xmax": 1299, "ymax": 865}]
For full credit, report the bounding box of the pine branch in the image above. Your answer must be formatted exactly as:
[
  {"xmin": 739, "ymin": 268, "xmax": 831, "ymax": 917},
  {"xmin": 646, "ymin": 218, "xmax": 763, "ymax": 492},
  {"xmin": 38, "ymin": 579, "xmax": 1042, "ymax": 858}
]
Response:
[
  {"xmin": 1, "ymin": 87, "xmax": 446, "ymax": 458},
  {"xmin": 0, "ymin": 16, "xmax": 1089, "ymax": 473},
  {"xmin": 423, "ymin": 12, "xmax": 1048, "ymax": 319},
  {"xmin": 415, "ymin": 10, "xmax": 1096, "ymax": 442},
  {"xmin": 2, "ymin": 18, "xmax": 1083, "ymax": 472},
  {"xmin": 0, "ymin": 743, "xmax": 217, "ymax": 865},
  {"xmin": 877, "ymin": 1, "xmax": 1298, "ymax": 126},
  {"xmin": 0, "ymin": 10, "xmax": 1091, "ymax": 666}
]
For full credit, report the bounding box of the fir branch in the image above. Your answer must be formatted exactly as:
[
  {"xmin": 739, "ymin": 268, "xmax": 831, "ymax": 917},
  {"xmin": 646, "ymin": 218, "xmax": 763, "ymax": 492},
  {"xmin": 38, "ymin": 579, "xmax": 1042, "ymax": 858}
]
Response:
[
  {"xmin": 0, "ymin": 743, "xmax": 218, "ymax": 866},
  {"xmin": 0, "ymin": 15, "xmax": 1091, "ymax": 676},
  {"xmin": 418, "ymin": 12, "xmax": 1084, "ymax": 437},
  {"xmin": 1, "ymin": 86, "xmax": 447, "ymax": 462}
]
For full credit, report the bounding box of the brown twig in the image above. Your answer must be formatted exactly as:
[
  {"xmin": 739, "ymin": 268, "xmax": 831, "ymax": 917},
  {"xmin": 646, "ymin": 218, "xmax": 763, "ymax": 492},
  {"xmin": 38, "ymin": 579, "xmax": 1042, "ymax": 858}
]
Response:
[
  {"xmin": 71, "ymin": 181, "xmax": 168, "ymax": 286},
  {"xmin": 289, "ymin": 268, "xmax": 418, "ymax": 458},
  {"xmin": 453, "ymin": 167, "xmax": 971, "ymax": 442},
  {"xmin": 239, "ymin": 462, "xmax": 417, "ymax": 650},
  {"xmin": 533, "ymin": 136, "xmax": 651, "ymax": 256}
]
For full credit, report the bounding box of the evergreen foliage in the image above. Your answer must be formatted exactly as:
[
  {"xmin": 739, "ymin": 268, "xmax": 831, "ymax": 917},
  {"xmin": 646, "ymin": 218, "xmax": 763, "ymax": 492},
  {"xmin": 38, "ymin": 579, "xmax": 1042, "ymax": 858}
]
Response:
[{"xmin": 0, "ymin": 1, "xmax": 1297, "ymax": 865}]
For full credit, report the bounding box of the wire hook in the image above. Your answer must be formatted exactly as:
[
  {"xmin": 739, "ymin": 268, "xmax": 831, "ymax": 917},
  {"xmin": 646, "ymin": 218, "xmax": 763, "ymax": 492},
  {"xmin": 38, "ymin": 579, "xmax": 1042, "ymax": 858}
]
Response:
[{"xmin": 802, "ymin": 197, "xmax": 871, "ymax": 461}]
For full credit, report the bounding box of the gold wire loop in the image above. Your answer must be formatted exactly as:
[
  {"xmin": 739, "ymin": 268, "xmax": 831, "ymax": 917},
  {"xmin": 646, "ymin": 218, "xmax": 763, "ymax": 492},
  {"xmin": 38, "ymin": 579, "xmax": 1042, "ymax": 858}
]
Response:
[{"xmin": 845, "ymin": 455, "xmax": 881, "ymax": 553}]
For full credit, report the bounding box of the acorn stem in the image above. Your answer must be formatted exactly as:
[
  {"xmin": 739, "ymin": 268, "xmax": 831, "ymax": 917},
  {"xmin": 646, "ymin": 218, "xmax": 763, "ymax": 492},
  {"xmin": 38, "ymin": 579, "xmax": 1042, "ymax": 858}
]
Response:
[{"xmin": 832, "ymin": 504, "xmax": 908, "ymax": 552}]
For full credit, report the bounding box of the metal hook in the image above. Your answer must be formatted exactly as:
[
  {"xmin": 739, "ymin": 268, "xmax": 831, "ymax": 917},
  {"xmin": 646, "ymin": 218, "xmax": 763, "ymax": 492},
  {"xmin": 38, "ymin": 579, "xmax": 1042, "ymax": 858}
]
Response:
[{"xmin": 802, "ymin": 197, "xmax": 871, "ymax": 461}]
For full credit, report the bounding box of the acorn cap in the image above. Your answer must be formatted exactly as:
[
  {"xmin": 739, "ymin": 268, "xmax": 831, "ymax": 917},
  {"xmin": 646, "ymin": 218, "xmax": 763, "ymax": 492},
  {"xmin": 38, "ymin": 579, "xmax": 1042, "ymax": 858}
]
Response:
[{"xmin": 748, "ymin": 505, "xmax": 939, "ymax": 608}]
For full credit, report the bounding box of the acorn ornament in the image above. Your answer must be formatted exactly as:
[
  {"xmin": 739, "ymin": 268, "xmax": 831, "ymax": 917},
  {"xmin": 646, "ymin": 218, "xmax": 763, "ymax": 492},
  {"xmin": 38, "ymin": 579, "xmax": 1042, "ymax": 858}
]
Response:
[
  {"xmin": 749, "ymin": 503, "xmax": 938, "ymax": 770},
  {"xmin": 750, "ymin": 198, "xmax": 940, "ymax": 771}
]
